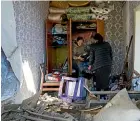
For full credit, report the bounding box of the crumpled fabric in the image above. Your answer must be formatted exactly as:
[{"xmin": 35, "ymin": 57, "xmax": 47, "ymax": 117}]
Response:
[
  {"xmin": 131, "ymin": 77, "xmax": 140, "ymax": 91},
  {"xmin": 1, "ymin": 49, "xmax": 20, "ymax": 101}
]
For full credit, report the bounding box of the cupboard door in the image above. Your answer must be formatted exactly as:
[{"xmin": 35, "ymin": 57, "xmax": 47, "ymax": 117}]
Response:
[
  {"xmin": 96, "ymin": 19, "xmax": 105, "ymax": 38},
  {"xmin": 67, "ymin": 19, "xmax": 72, "ymax": 75}
]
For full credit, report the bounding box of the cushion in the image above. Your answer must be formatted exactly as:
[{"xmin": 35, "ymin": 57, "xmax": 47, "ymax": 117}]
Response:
[
  {"xmin": 49, "ymin": 7, "xmax": 66, "ymax": 14},
  {"xmin": 50, "ymin": 1, "xmax": 69, "ymax": 9},
  {"xmin": 91, "ymin": 6, "xmax": 113, "ymax": 15},
  {"xmin": 48, "ymin": 13, "xmax": 63, "ymax": 21},
  {"xmin": 66, "ymin": 7, "xmax": 91, "ymax": 14},
  {"xmin": 67, "ymin": 13, "xmax": 96, "ymax": 21},
  {"xmin": 68, "ymin": 1, "xmax": 90, "ymax": 7},
  {"xmin": 94, "ymin": 89, "xmax": 140, "ymax": 121}
]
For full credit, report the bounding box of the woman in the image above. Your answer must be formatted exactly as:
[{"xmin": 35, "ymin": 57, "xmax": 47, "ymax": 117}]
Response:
[
  {"xmin": 88, "ymin": 33, "xmax": 112, "ymax": 91},
  {"xmin": 72, "ymin": 37, "xmax": 86, "ymax": 77}
]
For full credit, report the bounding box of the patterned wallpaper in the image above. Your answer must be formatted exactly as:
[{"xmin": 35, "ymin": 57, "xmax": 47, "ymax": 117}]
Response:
[
  {"xmin": 105, "ymin": 1, "xmax": 124, "ymax": 75},
  {"xmin": 13, "ymin": 1, "xmax": 49, "ymax": 90},
  {"xmin": 13, "ymin": 1, "xmax": 124, "ymax": 83},
  {"xmin": 12, "ymin": 1, "xmax": 126, "ymax": 89}
]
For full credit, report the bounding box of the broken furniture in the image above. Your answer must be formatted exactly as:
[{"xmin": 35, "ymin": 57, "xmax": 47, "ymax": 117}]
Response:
[
  {"xmin": 58, "ymin": 76, "xmax": 86, "ymax": 103},
  {"xmin": 87, "ymin": 90, "xmax": 140, "ymax": 108},
  {"xmin": 40, "ymin": 64, "xmax": 61, "ymax": 93},
  {"xmin": 42, "ymin": 81, "xmax": 60, "ymax": 92}
]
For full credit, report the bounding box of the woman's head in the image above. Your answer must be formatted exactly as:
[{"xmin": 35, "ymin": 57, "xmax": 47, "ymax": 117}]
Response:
[
  {"xmin": 93, "ymin": 33, "xmax": 104, "ymax": 44},
  {"xmin": 76, "ymin": 37, "xmax": 84, "ymax": 46}
]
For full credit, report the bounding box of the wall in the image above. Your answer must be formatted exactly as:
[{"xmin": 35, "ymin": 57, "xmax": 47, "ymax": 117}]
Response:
[
  {"xmin": 11, "ymin": 1, "xmax": 49, "ymax": 103},
  {"xmin": 134, "ymin": 7, "xmax": 140, "ymax": 73},
  {"xmin": 105, "ymin": 1, "xmax": 125, "ymax": 75},
  {"xmin": 123, "ymin": 1, "xmax": 140, "ymax": 78}
]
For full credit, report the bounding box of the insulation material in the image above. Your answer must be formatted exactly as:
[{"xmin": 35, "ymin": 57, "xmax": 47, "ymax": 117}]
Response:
[{"xmin": 94, "ymin": 89, "xmax": 140, "ymax": 121}]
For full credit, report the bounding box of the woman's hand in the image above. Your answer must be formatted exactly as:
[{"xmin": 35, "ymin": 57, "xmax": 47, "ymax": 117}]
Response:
[
  {"xmin": 77, "ymin": 56, "xmax": 84, "ymax": 61},
  {"xmin": 88, "ymin": 65, "xmax": 92, "ymax": 70}
]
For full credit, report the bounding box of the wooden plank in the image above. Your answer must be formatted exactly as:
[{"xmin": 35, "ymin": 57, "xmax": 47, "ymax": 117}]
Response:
[
  {"xmin": 47, "ymin": 19, "xmax": 67, "ymax": 24},
  {"xmin": 80, "ymin": 106, "xmax": 102, "ymax": 112},
  {"xmin": 42, "ymin": 82, "xmax": 60, "ymax": 86},
  {"xmin": 69, "ymin": 18, "xmax": 72, "ymax": 75},
  {"xmin": 25, "ymin": 110, "xmax": 69, "ymax": 121},
  {"xmin": 40, "ymin": 64, "xmax": 44, "ymax": 93},
  {"xmin": 72, "ymin": 20, "xmax": 97, "ymax": 23},
  {"xmin": 77, "ymin": 28, "xmax": 96, "ymax": 30},
  {"xmin": 91, "ymin": 91, "xmax": 140, "ymax": 95},
  {"xmin": 96, "ymin": 19, "xmax": 105, "ymax": 38},
  {"xmin": 42, "ymin": 88, "xmax": 59, "ymax": 91},
  {"xmin": 134, "ymin": 70, "xmax": 140, "ymax": 76},
  {"xmin": 60, "ymin": 108, "xmax": 80, "ymax": 113},
  {"xmin": 21, "ymin": 115, "xmax": 51, "ymax": 121}
]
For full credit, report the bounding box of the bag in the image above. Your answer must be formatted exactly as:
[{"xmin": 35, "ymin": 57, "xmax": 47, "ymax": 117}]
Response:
[{"xmin": 58, "ymin": 76, "xmax": 86, "ymax": 103}]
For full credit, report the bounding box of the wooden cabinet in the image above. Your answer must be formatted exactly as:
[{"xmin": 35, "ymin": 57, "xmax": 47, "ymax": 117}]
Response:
[
  {"xmin": 46, "ymin": 19, "xmax": 104, "ymax": 76},
  {"xmin": 46, "ymin": 20, "xmax": 72, "ymax": 75}
]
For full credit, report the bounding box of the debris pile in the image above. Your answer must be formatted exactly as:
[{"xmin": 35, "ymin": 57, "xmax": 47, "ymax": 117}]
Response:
[
  {"xmin": 1, "ymin": 91, "xmax": 78, "ymax": 121},
  {"xmin": 2, "ymin": 89, "xmax": 140, "ymax": 121}
]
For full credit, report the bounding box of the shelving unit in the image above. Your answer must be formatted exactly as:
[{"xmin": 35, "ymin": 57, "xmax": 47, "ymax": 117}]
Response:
[
  {"xmin": 71, "ymin": 19, "xmax": 105, "ymax": 38},
  {"xmin": 42, "ymin": 19, "xmax": 104, "ymax": 93},
  {"xmin": 46, "ymin": 20, "xmax": 72, "ymax": 74}
]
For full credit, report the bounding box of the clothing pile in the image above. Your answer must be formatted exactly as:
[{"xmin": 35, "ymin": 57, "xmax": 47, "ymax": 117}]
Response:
[
  {"xmin": 109, "ymin": 75, "xmax": 120, "ymax": 91},
  {"xmin": 131, "ymin": 77, "xmax": 140, "ymax": 91},
  {"xmin": 50, "ymin": 24, "xmax": 67, "ymax": 47}
]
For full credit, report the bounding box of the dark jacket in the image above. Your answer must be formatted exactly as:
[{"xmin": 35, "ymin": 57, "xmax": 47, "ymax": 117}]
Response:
[{"xmin": 89, "ymin": 42, "xmax": 112, "ymax": 70}]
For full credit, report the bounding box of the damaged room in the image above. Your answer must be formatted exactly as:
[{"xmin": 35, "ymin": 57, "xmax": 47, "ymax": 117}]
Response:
[{"xmin": 1, "ymin": 1, "xmax": 140, "ymax": 121}]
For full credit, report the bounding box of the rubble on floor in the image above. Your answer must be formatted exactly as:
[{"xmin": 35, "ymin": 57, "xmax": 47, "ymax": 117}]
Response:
[
  {"xmin": 2, "ymin": 89, "xmax": 140, "ymax": 121},
  {"xmin": 2, "ymin": 91, "xmax": 91, "ymax": 121},
  {"xmin": 1, "ymin": 91, "xmax": 80, "ymax": 121}
]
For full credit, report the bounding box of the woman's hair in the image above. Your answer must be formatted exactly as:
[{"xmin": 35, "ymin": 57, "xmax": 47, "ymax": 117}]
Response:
[
  {"xmin": 93, "ymin": 33, "xmax": 103, "ymax": 44},
  {"xmin": 76, "ymin": 36, "xmax": 84, "ymax": 42}
]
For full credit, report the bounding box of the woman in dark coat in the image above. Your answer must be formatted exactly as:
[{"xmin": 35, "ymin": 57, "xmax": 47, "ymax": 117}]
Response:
[{"xmin": 88, "ymin": 33, "xmax": 112, "ymax": 91}]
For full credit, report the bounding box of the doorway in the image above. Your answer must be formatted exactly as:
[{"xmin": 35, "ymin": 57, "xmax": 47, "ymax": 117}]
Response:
[{"xmin": 134, "ymin": 5, "xmax": 140, "ymax": 74}]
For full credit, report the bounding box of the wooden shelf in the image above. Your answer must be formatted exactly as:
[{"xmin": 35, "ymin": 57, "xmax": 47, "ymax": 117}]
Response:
[
  {"xmin": 72, "ymin": 20, "xmax": 97, "ymax": 23},
  {"xmin": 51, "ymin": 45, "xmax": 67, "ymax": 48},
  {"xmin": 47, "ymin": 20, "xmax": 67, "ymax": 24},
  {"xmin": 76, "ymin": 27, "xmax": 96, "ymax": 30},
  {"xmin": 43, "ymin": 82, "xmax": 60, "ymax": 86},
  {"xmin": 47, "ymin": 33, "xmax": 67, "ymax": 35},
  {"xmin": 42, "ymin": 81, "xmax": 60, "ymax": 92},
  {"xmin": 42, "ymin": 88, "xmax": 59, "ymax": 91}
]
